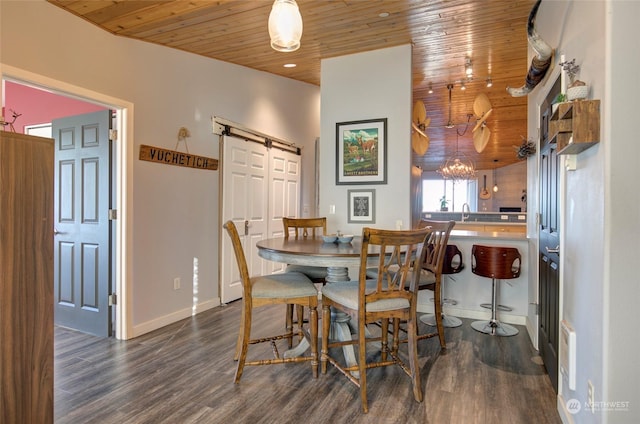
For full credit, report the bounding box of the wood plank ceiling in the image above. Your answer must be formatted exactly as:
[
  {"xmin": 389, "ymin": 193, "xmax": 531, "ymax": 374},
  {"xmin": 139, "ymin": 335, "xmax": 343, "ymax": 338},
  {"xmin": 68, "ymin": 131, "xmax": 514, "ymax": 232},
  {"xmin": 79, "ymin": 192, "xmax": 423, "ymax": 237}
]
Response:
[{"xmin": 47, "ymin": 0, "xmax": 541, "ymax": 171}]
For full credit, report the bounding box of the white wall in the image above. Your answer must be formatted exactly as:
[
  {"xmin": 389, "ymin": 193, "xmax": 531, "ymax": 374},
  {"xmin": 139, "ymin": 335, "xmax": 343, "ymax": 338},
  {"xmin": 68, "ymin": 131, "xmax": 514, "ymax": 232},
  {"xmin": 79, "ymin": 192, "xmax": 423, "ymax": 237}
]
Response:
[
  {"xmin": 319, "ymin": 45, "xmax": 412, "ymax": 235},
  {"xmin": 530, "ymin": 1, "xmax": 639, "ymax": 422},
  {"xmin": 605, "ymin": 0, "xmax": 640, "ymax": 421},
  {"xmin": 0, "ymin": 0, "xmax": 320, "ymax": 338}
]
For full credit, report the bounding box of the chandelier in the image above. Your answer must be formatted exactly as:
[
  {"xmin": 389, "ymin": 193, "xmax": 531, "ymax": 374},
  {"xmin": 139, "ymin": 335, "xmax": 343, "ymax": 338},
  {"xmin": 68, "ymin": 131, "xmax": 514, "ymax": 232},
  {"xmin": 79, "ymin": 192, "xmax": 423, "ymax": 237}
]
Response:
[
  {"xmin": 437, "ymin": 132, "xmax": 476, "ymax": 182},
  {"xmin": 437, "ymin": 84, "xmax": 476, "ymax": 182}
]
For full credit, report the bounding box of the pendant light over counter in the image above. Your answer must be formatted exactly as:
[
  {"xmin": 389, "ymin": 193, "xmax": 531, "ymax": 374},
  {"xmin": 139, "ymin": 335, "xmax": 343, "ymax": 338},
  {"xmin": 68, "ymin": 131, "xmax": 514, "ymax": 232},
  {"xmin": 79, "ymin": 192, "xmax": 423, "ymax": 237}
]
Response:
[{"xmin": 268, "ymin": 0, "xmax": 303, "ymax": 52}]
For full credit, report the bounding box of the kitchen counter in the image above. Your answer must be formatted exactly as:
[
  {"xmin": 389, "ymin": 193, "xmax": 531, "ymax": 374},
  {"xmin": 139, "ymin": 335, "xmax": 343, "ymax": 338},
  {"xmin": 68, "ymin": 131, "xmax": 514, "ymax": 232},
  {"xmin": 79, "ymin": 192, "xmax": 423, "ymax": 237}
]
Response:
[{"xmin": 449, "ymin": 229, "xmax": 527, "ymax": 239}]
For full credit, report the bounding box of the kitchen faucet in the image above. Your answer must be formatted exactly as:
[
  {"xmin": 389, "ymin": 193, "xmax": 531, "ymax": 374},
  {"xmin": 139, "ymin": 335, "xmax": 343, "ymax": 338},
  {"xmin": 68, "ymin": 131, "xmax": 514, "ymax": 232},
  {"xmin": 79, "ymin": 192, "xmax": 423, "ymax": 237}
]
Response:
[{"xmin": 462, "ymin": 203, "xmax": 471, "ymax": 222}]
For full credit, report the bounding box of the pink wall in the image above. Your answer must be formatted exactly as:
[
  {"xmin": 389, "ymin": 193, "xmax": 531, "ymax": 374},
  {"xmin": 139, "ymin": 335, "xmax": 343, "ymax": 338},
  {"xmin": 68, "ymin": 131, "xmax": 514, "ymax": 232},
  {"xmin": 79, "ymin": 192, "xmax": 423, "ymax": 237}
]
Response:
[{"xmin": 3, "ymin": 81, "xmax": 105, "ymax": 133}]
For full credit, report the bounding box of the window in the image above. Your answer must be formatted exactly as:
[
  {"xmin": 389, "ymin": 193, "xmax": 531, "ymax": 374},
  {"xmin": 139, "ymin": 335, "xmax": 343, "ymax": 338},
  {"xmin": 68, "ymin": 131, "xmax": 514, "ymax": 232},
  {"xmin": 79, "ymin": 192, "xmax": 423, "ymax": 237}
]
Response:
[{"xmin": 421, "ymin": 173, "xmax": 477, "ymax": 212}]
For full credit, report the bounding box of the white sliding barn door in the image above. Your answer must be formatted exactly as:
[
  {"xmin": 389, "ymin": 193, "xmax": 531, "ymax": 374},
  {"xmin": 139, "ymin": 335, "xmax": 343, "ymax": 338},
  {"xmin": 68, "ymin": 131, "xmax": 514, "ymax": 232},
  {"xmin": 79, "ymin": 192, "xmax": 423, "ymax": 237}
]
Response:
[
  {"xmin": 266, "ymin": 148, "xmax": 301, "ymax": 274},
  {"xmin": 220, "ymin": 135, "xmax": 268, "ymax": 303},
  {"xmin": 220, "ymin": 135, "xmax": 301, "ymax": 303}
]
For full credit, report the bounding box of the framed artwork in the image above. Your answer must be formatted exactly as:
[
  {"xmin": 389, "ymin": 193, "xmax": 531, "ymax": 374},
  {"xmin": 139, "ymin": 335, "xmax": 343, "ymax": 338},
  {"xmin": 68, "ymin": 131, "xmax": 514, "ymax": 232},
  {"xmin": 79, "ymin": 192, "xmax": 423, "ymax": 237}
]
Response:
[
  {"xmin": 336, "ymin": 118, "xmax": 387, "ymax": 185},
  {"xmin": 347, "ymin": 189, "xmax": 375, "ymax": 224}
]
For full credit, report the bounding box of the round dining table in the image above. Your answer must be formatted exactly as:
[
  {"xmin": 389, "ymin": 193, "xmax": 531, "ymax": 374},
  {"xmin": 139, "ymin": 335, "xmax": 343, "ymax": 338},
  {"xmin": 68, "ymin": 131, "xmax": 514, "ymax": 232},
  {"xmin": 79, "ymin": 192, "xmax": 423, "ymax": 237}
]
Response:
[
  {"xmin": 256, "ymin": 236, "xmax": 375, "ymax": 282},
  {"xmin": 256, "ymin": 236, "xmax": 377, "ymax": 370}
]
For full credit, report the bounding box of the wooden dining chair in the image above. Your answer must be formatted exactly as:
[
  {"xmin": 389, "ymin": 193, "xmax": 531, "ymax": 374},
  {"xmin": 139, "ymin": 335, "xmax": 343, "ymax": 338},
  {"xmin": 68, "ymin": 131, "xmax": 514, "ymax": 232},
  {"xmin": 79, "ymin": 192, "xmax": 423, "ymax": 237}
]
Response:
[
  {"xmin": 374, "ymin": 220, "xmax": 455, "ymax": 349},
  {"xmin": 413, "ymin": 219, "xmax": 456, "ymax": 347},
  {"xmin": 321, "ymin": 226, "xmax": 431, "ymax": 413},
  {"xmin": 223, "ymin": 220, "xmax": 319, "ymax": 382},
  {"xmin": 282, "ymin": 217, "xmax": 328, "ymax": 347}
]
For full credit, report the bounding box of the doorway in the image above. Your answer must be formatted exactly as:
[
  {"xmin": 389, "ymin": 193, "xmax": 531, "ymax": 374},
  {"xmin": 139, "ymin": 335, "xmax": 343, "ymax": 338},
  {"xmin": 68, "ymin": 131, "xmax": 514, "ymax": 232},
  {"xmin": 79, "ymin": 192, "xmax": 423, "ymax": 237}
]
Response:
[
  {"xmin": 53, "ymin": 110, "xmax": 114, "ymax": 336},
  {"xmin": 2, "ymin": 71, "xmax": 132, "ymax": 340}
]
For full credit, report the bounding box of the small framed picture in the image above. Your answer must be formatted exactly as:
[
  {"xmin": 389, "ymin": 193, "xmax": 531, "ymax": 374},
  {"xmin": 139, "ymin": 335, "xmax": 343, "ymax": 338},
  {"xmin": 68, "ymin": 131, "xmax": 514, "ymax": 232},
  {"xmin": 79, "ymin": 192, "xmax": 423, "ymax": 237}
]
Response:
[
  {"xmin": 336, "ymin": 118, "xmax": 387, "ymax": 185},
  {"xmin": 348, "ymin": 189, "xmax": 375, "ymax": 224}
]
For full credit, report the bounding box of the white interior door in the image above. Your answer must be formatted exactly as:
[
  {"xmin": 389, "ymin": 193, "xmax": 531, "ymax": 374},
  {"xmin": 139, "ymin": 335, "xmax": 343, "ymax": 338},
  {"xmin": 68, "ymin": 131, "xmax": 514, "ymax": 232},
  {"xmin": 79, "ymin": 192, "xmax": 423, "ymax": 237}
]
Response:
[
  {"xmin": 266, "ymin": 148, "xmax": 301, "ymax": 274},
  {"xmin": 220, "ymin": 134, "xmax": 302, "ymax": 303},
  {"xmin": 221, "ymin": 135, "xmax": 269, "ymax": 303}
]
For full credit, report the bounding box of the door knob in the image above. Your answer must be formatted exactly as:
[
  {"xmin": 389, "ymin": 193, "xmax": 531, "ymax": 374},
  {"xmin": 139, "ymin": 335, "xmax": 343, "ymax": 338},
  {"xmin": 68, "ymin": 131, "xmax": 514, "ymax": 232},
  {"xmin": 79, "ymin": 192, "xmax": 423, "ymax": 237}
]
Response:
[
  {"xmin": 545, "ymin": 245, "xmax": 560, "ymax": 254},
  {"xmin": 53, "ymin": 228, "xmax": 61, "ymax": 235}
]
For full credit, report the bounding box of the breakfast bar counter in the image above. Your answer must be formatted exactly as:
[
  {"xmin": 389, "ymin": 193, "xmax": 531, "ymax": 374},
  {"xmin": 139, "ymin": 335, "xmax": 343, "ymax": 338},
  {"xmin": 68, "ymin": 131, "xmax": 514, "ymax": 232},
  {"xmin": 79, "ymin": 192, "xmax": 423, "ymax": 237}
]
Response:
[{"xmin": 420, "ymin": 229, "xmax": 530, "ymax": 326}]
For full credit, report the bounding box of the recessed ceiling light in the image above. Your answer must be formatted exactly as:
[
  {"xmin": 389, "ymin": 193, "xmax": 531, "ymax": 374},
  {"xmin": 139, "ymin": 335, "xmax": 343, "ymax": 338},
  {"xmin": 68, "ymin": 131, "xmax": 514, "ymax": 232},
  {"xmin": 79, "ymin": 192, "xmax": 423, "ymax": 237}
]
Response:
[
  {"xmin": 379, "ymin": 12, "xmax": 390, "ymax": 18},
  {"xmin": 283, "ymin": 63, "xmax": 297, "ymax": 68}
]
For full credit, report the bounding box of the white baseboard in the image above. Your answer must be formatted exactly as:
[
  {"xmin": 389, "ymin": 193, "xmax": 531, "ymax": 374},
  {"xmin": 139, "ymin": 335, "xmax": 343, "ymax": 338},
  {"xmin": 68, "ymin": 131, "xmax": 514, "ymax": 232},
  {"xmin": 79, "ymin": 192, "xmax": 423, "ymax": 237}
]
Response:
[
  {"xmin": 131, "ymin": 298, "xmax": 221, "ymax": 338},
  {"xmin": 557, "ymin": 393, "xmax": 575, "ymax": 424},
  {"xmin": 526, "ymin": 315, "xmax": 538, "ymax": 349}
]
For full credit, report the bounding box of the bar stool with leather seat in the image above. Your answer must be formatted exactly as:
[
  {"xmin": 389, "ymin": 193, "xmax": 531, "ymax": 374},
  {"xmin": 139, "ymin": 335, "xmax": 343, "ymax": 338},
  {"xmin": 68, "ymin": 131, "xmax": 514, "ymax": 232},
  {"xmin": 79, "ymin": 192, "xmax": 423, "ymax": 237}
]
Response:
[
  {"xmin": 419, "ymin": 244, "xmax": 464, "ymax": 328},
  {"xmin": 223, "ymin": 220, "xmax": 319, "ymax": 382},
  {"xmin": 470, "ymin": 244, "xmax": 521, "ymax": 336}
]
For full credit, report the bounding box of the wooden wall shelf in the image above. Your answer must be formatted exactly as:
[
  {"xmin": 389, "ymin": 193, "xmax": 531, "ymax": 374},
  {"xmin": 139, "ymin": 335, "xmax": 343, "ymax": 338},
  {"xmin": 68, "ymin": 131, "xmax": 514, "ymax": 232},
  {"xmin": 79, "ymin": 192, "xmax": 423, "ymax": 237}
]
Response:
[{"xmin": 549, "ymin": 100, "xmax": 600, "ymax": 155}]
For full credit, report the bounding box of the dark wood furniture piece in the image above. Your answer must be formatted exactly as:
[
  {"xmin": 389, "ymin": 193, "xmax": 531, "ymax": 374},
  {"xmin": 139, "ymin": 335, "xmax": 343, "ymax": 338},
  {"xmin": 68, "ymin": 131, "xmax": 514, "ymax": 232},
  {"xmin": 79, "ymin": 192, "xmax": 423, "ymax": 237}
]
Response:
[
  {"xmin": 223, "ymin": 220, "xmax": 319, "ymax": 382},
  {"xmin": 1, "ymin": 132, "xmax": 54, "ymax": 423},
  {"xmin": 470, "ymin": 244, "xmax": 522, "ymax": 336},
  {"xmin": 320, "ymin": 227, "xmax": 431, "ymax": 413}
]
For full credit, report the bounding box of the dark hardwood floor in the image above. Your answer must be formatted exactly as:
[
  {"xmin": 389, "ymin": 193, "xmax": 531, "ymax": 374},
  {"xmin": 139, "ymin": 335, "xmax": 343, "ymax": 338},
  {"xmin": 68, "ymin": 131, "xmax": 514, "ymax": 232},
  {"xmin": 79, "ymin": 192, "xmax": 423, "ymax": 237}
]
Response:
[{"xmin": 55, "ymin": 301, "xmax": 561, "ymax": 423}]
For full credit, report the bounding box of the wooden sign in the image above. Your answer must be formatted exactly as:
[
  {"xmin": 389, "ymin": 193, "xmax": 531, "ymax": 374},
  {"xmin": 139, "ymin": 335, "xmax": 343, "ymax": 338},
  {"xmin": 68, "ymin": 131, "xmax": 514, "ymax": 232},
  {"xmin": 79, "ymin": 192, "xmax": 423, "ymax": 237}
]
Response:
[{"xmin": 139, "ymin": 144, "xmax": 218, "ymax": 171}]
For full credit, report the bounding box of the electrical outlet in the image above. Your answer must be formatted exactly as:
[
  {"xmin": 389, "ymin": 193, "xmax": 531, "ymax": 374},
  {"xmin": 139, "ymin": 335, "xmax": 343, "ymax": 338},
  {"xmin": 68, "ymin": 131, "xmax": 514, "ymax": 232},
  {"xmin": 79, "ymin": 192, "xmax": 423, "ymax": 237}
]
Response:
[
  {"xmin": 587, "ymin": 380, "xmax": 595, "ymax": 413},
  {"xmin": 173, "ymin": 277, "xmax": 181, "ymax": 290}
]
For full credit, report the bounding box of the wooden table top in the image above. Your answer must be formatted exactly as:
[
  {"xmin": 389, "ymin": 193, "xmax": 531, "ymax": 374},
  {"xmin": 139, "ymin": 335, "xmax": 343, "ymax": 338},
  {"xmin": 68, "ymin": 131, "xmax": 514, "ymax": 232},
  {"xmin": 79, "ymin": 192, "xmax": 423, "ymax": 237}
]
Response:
[
  {"xmin": 256, "ymin": 237, "xmax": 362, "ymax": 257},
  {"xmin": 256, "ymin": 237, "xmax": 370, "ymax": 269}
]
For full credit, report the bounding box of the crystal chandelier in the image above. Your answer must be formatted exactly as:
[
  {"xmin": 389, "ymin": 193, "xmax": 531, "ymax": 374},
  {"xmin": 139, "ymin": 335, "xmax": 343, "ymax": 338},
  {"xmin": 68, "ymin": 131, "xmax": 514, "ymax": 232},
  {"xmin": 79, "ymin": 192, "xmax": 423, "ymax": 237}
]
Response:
[{"xmin": 437, "ymin": 133, "xmax": 476, "ymax": 182}]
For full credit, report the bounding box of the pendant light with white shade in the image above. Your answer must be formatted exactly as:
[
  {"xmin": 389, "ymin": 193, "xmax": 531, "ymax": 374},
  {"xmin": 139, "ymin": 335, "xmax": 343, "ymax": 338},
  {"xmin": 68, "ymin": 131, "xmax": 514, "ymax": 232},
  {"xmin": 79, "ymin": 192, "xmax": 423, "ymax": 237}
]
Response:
[
  {"xmin": 493, "ymin": 167, "xmax": 499, "ymax": 193},
  {"xmin": 268, "ymin": 0, "xmax": 303, "ymax": 52}
]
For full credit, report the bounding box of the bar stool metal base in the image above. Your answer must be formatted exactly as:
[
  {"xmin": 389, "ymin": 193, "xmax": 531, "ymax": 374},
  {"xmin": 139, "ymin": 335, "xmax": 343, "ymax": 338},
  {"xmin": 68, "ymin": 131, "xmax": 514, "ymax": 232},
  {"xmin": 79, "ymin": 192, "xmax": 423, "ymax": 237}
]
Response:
[
  {"xmin": 480, "ymin": 303, "xmax": 513, "ymax": 312},
  {"xmin": 471, "ymin": 319, "xmax": 519, "ymax": 336},
  {"xmin": 421, "ymin": 313, "xmax": 462, "ymax": 328}
]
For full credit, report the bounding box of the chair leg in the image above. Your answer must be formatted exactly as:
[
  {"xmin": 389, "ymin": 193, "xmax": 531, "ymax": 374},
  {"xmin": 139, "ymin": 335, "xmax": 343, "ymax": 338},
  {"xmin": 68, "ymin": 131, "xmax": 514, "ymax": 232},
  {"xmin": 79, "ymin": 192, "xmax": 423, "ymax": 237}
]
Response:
[
  {"xmin": 234, "ymin": 305, "xmax": 251, "ymax": 383},
  {"xmin": 393, "ymin": 318, "xmax": 401, "ymax": 354},
  {"xmin": 285, "ymin": 304, "xmax": 294, "ymax": 348},
  {"xmin": 380, "ymin": 318, "xmax": 389, "ymax": 361},
  {"xmin": 309, "ymin": 305, "xmax": 319, "ymax": 378},
  {"xmin": 433, "ymin": 281, "xmax": 446, "ymax": 348},
  {"xmin": 406, "ymin": 315, "xmax": 423, "ymax": 403},
  {"xmin": 296, "ymin": 304, "xmax": 305, "ymax": 344},
  {"xmin": 234, "ymin": 307, "xmax": 246, "ymax": 361},
  {"xmin": 358, "ymin": 319, "xmax": 369, "ymax": 414},
  {"xmin": 321, "ymin": 304, "xmax": 331, "ymax": 374}
]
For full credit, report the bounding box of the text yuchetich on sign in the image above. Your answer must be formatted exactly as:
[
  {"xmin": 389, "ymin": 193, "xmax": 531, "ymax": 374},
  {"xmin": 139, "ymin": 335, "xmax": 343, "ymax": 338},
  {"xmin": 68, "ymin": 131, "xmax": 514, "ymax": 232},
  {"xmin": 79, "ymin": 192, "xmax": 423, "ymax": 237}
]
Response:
[{"xmin": 139, "ymin": 144, "xmax": 218, "ymax": 171}]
